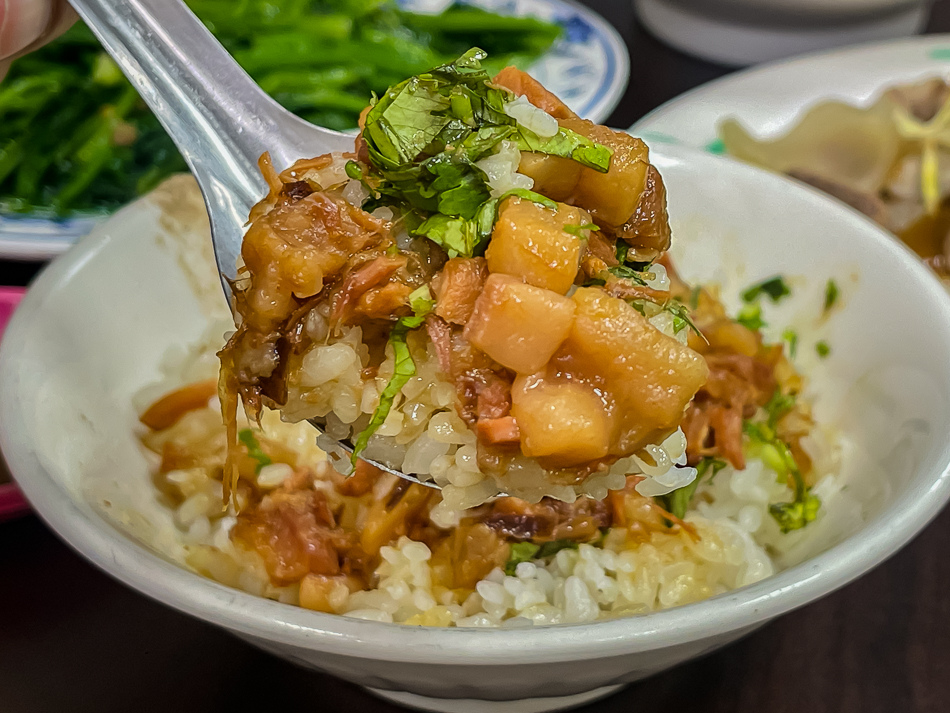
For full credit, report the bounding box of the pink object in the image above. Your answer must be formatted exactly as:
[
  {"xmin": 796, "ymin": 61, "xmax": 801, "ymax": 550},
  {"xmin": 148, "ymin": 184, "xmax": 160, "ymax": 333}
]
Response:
[{"xmin": 0, "ymin": 287, "xmax": 29, "ymax": 521}]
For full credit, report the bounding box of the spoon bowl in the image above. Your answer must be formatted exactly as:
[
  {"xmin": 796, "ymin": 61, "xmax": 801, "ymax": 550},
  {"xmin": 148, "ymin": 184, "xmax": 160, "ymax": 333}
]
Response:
[{"xmin": 67, "ymin": 0, "xmax": 443, "ymax": 488}]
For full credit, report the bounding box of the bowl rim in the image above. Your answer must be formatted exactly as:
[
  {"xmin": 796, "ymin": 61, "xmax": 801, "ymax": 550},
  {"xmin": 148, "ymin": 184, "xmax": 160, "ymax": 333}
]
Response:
[{"xmin": 3, "ymin": 144, "xmax": 950, "ymax": 665}]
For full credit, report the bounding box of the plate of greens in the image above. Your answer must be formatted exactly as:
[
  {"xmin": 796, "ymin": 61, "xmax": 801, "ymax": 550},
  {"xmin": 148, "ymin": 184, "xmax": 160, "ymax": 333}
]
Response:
[{"xmin": 0, "ymin": 0, "xmax": 627, "ymax": 260}]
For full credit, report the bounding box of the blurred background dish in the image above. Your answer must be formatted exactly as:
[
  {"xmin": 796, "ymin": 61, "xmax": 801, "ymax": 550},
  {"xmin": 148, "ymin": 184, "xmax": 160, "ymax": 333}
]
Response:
[
  {"xmin": 0, "ymin": 286, "xmax": 28, "ymax": 522},
  {"xmin": 632, "ymin": 35, "xmax": 950, "ymax": 278},
  {"xmin": 633, "ymin": 0, "xmax": 933, "ymax": 66},
  {"xmin": 0, "ymin": 0, "xmax": 627, "ymax": 261}
]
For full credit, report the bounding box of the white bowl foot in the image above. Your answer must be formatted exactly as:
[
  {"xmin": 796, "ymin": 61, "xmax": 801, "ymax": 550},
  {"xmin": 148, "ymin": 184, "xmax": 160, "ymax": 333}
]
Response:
[{"xmin": 365, "ymin": 684, "xmax": 625, "ymax": 712}]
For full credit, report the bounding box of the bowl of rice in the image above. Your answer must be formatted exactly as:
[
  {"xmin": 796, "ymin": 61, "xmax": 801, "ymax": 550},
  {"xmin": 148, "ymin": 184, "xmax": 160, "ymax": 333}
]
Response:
[{"xmin": 3, "ymin": 72, "xmax": 950, "ymax": 710}]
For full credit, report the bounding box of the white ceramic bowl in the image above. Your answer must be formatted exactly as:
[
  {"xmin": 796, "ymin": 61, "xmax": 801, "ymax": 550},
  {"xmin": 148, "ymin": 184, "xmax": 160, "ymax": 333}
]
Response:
[
  {"xmin": 3, "ymin": 146, "xmax": 950, "ymax": 713},
  {"xmin": 634, "ymin": 0, "xmax": 932, "ymax": 65}
]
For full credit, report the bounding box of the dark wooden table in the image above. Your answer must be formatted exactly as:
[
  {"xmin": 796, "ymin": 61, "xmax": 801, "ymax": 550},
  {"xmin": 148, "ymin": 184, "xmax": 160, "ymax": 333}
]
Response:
[{"xmin": 4, "ymin": 4, "xmax": 950, "ymax": 712}]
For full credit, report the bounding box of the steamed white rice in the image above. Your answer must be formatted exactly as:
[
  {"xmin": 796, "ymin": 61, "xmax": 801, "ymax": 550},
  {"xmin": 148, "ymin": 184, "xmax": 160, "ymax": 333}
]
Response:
[{"xmin": 134, "ymin": 323, "xmax": 855, "ymax": 627}]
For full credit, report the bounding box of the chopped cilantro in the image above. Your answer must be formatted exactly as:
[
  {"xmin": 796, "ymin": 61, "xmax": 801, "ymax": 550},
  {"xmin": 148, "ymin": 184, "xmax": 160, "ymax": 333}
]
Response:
[
  {"xmin": 407, "ymin": 285, "xmax": 435, "ymax": 316},
  {"xmin": 350, "ymin": 305, "xmax": 433, "ymax": 464},
  {"xmin": 563, "ymin": 222, "xmax": 600, "ymax": 237},
  {"xmin": 660, "ymin": 457, "xmax": 727, "ymax": 519},
  {"xmin": 689, "ymin": 286, "xmax": 701, "ymax": 310},
  {"xmin": 824, "ymin": 279, "xmax": 839, "ymax": 313},
  {"xmin": 415, "ymin": 187, "xmax": 556, "ymax": 258},
  {"xmin": 607, "ymin": 264, "xmax": 648, "ymax": 285},
  {"xmin": 782, "ymin": 328, "xmax": 798, "ymax": 358},
  {"xmin": 743, "ymin": 419, "xmax": 820, "ymax": 532},
  {"xmin": 770, "ymin": 494, "xmax": 822, "ymax": 533},
  {"xmin": 765, "ymin": 389, "xmax": 795, "ymax": 428},
  {"xmin": 815, "ymin": 340, "xmax": 831, "ymax": 358},
  {"xmin": 666, "ymin": 300, "xmax": 704, "ymax": 338},
  {"xmin": 503, "ymin": 538, "xmax": 581, "ymax": 575},
  {"xmin": 359, "ymin": 48, "xmax": 613, "ymax": 257},
  {"xmin": 238, "ymin": 429, "xmax": 272, "ymax": 474},
  {"xmin": 536, "ymin": 539, "xmax": 581, "ymax": 559},
  {"xmin": 741, "ymin": 275, "xmax": 791, "ymax": 304},
  {"xmin": 736, "ymin": 303, "xmax": 765, "ymax": 331},
  {"xmin": 627, "ymin": 298, "xmax": 704, "ymax": 339},
  {"xmin": 504, "ymin": 542, "xmax": 539, "ymax": 575}
]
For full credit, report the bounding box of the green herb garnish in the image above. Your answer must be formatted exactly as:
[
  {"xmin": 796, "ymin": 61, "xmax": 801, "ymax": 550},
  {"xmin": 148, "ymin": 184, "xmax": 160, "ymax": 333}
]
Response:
[
  {"xmin": 667, "ymin": 300, "xmax": 704, "ymax": 338},
  {"xmin": 407, "ymin": 284, "xmax": 435, "ymax": 315},
  {"xmin": 615, "ymin": 241, "xmax": 629, "ymax": 264},
  {"xmin": 607, "ymin": 264, "xmax": 648, "ymax": 285},
  {"xmin": 815, "ymin": 340, "xmax": 831, "ymax": 358},
  {"xmin": 660, "ymin": 457, "xmax": 727, "ymax": 520},
  {"xmin": 564, "ymin": 222, "xmax": 600, "ymax": 237},
  {"xmin": 743, "ymin": 420, "xmax": 820, "ymax": 532},
  {"xmin": 782, "ymin": 328, "xmax": 798, "ymax": 358},
  {"xmin": 765, "ymin": 389, "xmax": 795, "ymax": 428},
  {"xmin": 770, "ymin": 494, "xmax": 822, "ymax": 534},
  {"xmin": 741, "ymin": 275, "xmax": 792, "ymax": 304},
  {"xmin": 238, "ymin": 428, "xmax": 272, "ymax": 474},
  {"xmin": 503, "ymin": 538, "xmax": 581, "ymax": 575},
  {"xmin": 689, "ymin": 286, "xmax": 701, "ymax": 310},
  {"xmin": 350, "ymin": 292, "xmax": 435, "ymax": 464},
  {"xmin": 823, "ymin": 279, "xmax": 839, "ymax": 313},
  {"xmin": 350, "ymin": 319, "xmax": 418, "ymax": 465},
  {"xmin": 359, "ymin": 49, "xmax": 612, "ymax": 257},
  {"xmin": 736, "ymin": 303, "xmax": 765, "ymax": 331},
  {"xmin": 414, "ymin": 187, "xmax": 557, "ymax": 258}
]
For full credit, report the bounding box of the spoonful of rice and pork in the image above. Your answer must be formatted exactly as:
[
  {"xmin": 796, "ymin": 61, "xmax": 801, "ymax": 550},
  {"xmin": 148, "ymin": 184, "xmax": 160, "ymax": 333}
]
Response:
[
  {"xmin": 216, "ymin": 50, "xmax": 714, "ymax": 513},
  {"xmin": 71, "ymin": 0, "xmax": 721, "ymax": 513}
]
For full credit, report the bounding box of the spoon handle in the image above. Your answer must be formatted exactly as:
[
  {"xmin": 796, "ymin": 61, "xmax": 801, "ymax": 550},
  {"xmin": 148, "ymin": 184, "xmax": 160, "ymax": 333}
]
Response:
[
  {"xmin": 67, "ymin": 0, "xmax": 282, "ymax": 207},
  {"xmin": 66, "ymin": 0, "xmax": 350, "ymax": 285}
]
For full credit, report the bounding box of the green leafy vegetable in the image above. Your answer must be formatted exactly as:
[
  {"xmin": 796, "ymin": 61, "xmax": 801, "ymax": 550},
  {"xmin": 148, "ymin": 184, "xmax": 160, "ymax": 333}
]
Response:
[
  {"xmin": 660, "ymin": 457, "xmax": 727, "ymax": 519},
  {"xmin": 741, "ymin": 275, "xmax": 791, "ymax": 304},
  {"xmin": 238, "ymin": 428, "xmax": 272, "ymax": 474},
  {"xmin": 536, "ymin": 539, "xmax": 581, "ymax": 559},
  {"xmin": 815, "ymin": 340, "xmax": 831, "ymax": 358},
  {"xmin": 736, "ymin": 303, "xmax": 765, "ymax": 331},
  {"xmin": 782, "ymin": 328, "xmax": 798, "ymax": 358},
  {"xmin": 503, "ymin": 538, "xmax": 581, "ymax": 575},
  {"xmin": 1, "ymin": 3, "xmax": 562, "ymax": 216},
  {"xmin": 823, "ymin": 279, "xmax": 839, "ymax": 313},
  {"xmin": 615, "ymin": 241, "xmax": 629, "ymax": 264}
]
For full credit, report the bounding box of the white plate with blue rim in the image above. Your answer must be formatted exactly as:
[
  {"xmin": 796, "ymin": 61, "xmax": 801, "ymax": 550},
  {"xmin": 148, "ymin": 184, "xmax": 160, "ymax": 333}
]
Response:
[
  {"xmin": 0, "ymin": 0, "xmax": 628, "ymax": 262},
  {"xmin": 631, "ymin": 34, "xmax": 950, "ymax": 157}
]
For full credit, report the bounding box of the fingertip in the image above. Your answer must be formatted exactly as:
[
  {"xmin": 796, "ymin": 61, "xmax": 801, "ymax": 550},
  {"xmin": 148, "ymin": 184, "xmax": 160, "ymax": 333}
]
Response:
[{"xmin": 0, "ymin": 0, "xmax": 52, "ymax": 60}]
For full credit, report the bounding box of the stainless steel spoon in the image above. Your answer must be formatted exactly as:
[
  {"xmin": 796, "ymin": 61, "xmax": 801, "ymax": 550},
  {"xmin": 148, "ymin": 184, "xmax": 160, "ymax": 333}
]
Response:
[{"xmin": 68, "ymin": 0, "xmax": 438, "ymax": 488}]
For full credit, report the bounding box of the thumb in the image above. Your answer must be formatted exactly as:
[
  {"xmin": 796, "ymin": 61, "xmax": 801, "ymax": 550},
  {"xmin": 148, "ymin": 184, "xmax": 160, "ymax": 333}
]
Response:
[
  {"xmin": 0, "ymin": 0, "xmax": 53, "ymax": 61},
  {"xmin": 0, "ymin": 0, "xmax": 76, "ymax": 65}
]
